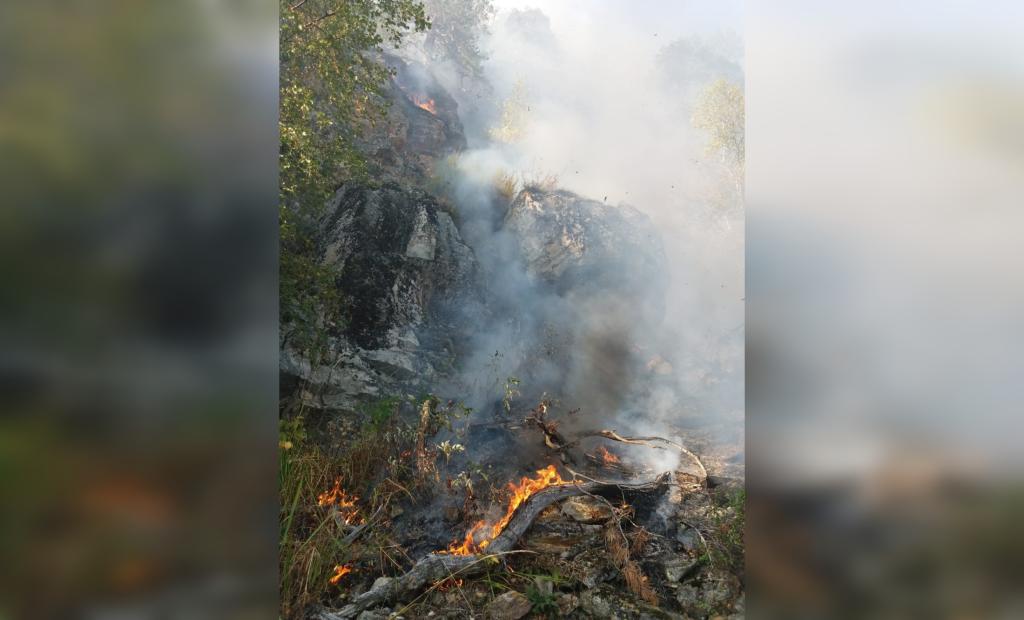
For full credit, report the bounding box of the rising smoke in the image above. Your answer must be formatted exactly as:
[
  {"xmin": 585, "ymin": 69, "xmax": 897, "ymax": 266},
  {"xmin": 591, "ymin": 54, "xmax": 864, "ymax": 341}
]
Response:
[{"xmin": 421, "ymin": 1, "xmax": 744, "ymax": 472}]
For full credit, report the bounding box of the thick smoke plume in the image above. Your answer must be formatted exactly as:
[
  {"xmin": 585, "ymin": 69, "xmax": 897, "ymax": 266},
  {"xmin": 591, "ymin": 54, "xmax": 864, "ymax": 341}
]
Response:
[{"xmin": 422, "ymin": 1, "xmax": 745, "ymax": 471}]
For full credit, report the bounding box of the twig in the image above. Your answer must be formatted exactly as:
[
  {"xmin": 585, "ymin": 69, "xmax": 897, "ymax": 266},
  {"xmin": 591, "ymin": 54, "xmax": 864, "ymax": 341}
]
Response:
[
  {"xmin": 391, "ymin": 551, "xmax": 536, "ymax": 618},
  {"xmin": 677, "ymin": 518, "xmax": 712, "ymax": 555},
  {"xmin": 585, "ymin": 429, "xmax": 709, "ymax": 485},
  {"xmin": 340, "ymin": 503, "xmax": 385, "ymax": 546}
]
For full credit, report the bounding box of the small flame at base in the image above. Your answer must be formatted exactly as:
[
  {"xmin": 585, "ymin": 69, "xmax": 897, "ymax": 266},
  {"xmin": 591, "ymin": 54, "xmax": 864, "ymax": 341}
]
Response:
[
  {"xmin": 412, "ymin": 94, "xmax": 437, "ymax": 114},
  {"xmin": 437, "ymin": 577, "xmax": 464, "ymax": 591},
  {"xmin": 328, "ymin": 564, "xmax": 353, "ymax": 585},
  {"xmin": 598, "ymin": 445, "xmax": 621, "ymax": 465},
  {"xmin": 318, "ymin": 479, "xmax": 364, "ymax": 525}
]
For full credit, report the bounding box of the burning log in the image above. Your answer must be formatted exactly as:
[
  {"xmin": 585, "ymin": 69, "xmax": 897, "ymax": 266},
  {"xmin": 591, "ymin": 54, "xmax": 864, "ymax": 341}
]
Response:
[
  {"xmin": 441, "ymin": 464, "xmax": 568, "ymax": 555},
  {"xmin": 315, "ymin": 472, "xmax": 670, "ymax": 619}
]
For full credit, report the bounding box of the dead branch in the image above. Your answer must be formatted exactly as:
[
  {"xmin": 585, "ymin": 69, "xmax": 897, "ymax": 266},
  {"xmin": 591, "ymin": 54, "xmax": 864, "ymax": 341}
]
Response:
[
  {"xmin": 584, "ymin": 429, "xmax": 708, "ymax": 485},
  {"xmin": 415, "ymin": 398, "xmax": 437, "ymax": 480},
  {"xmin": 524, "ymin": 400, "xmax": 576, "ymax": 463},
  {"xmin": 317, "ymin": 474, "xmax": 668, "ymax": 619}
]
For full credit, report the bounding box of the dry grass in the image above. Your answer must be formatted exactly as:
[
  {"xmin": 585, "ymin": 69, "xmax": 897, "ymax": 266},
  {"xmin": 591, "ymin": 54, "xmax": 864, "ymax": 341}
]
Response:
[
  {"xmin": 492, "ymin": 170, "xmax": 520, "ymax": 202},
  {"xmin": 623, "ymin": 560, "xmax": 659, "ymax": 605},
  {"xmin": 520, "ymin": 170, "xmax": 559, "ymax": 192},
  {"xmin": 630, "ymin": 527, "xmax": 651, "ymax": 555},
  {"xmin": 279, "ymin": 398, "xmax": 421, "ymax": 619},
  {"xmin": 491, "ymin": 168, "xmax": 560, "ymax": 204},
  {"xmin": 603, "ymin": 513, "xmax": 659, "ymax": 605},
  {"xmin": 279, "ymin": 442, "xmax": 352, "ymax": 619}
]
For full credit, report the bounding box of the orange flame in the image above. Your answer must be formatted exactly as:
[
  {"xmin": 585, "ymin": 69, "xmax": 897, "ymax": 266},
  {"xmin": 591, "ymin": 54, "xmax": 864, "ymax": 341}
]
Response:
[
  {"xmin": 440, "ymin": 464, "xmax": 569, "ymax": 555},
  {"xmin": 412, "ymin": 94, "xmax": 437, "ymax": 114},
  {"xmin": 317, "ymin": 479, "xmax": 364, "ymax": 525},
  {"xmin": 328, "ymin": 564, "xmax": 352, "ymax": 585},
  {"xmin": 438, "ymin": 577, "xmax": 464, "ymax": 591},
  {"xmin": 597, "ymin": 445, "xmax": 621, "ymax": 465}
]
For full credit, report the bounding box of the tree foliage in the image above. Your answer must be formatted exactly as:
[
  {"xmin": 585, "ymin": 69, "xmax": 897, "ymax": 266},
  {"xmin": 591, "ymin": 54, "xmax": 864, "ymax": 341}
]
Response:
[
  {"xmin": 692, "ymin": 79, "xmax": 745, "ymax": 170},
  {"xmin": 279, "ymin": 0, "xmax": 429, "ymax": 347},
  {"xmin": 280, "ymin": 0, "xmax": 429, "ymax": 205},
  {"xmin": 656, "ymin": 34, "xmax": 743, "ymax": 99},
  {"xmin": 420, "ymin": 0, "xmax": 495, "ymax": 82},
  {"xmin": 488, "ymin": 79, "xmax": 529, "ymax": 143}
]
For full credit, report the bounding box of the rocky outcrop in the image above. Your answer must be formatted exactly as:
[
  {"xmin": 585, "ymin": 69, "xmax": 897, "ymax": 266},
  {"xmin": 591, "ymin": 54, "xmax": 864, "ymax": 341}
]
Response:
[
  {"xmin": 497, "ymin": 188, "xmax": 669, "ymax": 413},
  {"xmin": 360, "ymin": 55, "xmax": 467, "ymax": 184},
  {"xmin": 281, "ymin": 182, "xmax": 483, "ymax": 410},
  {"xmin": 503, "ymin": 187, "xmax": 667, "ymax": 320},
  {"xmin": 281, "ymin": 183, "xmax": 669, "ymax": 414}
]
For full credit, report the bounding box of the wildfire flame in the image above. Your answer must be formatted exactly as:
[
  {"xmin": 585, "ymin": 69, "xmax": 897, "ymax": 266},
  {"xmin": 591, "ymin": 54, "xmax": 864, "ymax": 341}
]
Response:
[
  {"xmin": 441, "ymin": 464, "xmax": 569, "ymax": 555},
  {"xmin": 437, "ymin": 577, "xmax": 464, "ymax": 591},
  {"xmin": 317, "ymin": 479, "xmax": 364, "ymax": 525},
  {"xmin": 328, "ymin": 564, "xmax": 352, "ymax": 585},
  {"xmin": 597, "ymin": 445, "xmax": 621, "ymax": 465},
  {"xmin": 412, "ymin": 94, "xmax": 437, "ymax": 114}
]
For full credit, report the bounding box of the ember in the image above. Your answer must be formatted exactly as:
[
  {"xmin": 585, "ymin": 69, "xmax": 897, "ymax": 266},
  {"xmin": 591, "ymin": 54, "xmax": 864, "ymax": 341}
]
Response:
[
  {"xmin": 441, "ymin": 464, "xmax": 570, "ymax": 555},
  {"xmin": 411, "ymin": 94, "xmax": 437, "ymax": 114},
  {"xmin": 317, "ymin": 479, "xmax": 364, "ymax": 525},
  {"xmin": 437, "ymin": 577, "xmax": 464, "ymax": 591},
  {"xmin": 598, "ymin": 445, "xmax": 621, "ymax": 465},
  {"xmin": 328, "ymin": 564, "xmax": 353, "ymax": 585}
]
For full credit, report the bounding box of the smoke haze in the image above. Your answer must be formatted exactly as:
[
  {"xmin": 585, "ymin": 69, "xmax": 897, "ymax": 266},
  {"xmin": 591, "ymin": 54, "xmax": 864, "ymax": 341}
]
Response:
[{"xmin": 423, "ymin": 1, "xmax": 745, "ymax": 470}]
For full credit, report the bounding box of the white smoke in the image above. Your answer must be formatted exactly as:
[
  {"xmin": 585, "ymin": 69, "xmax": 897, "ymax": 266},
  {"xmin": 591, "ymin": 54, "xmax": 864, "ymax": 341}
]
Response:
[{"xmin": 428, "ymin": 1, "xmax": 744, "ymax": 471}]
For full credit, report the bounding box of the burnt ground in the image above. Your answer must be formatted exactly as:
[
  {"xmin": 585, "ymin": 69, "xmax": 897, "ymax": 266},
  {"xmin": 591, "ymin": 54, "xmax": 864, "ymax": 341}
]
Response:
[{"xmin": 303, "ymin": 398, "xmax": 745, "ymax": 620}]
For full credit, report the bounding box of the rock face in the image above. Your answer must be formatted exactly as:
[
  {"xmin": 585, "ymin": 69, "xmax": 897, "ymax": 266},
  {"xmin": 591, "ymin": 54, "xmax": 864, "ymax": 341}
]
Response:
[
  {"xmin": 503, "ymin": 188, "xmax": 666, "ymax": 322},
  {"xmin": 498, "ymin": 187, "xmax": 668, "ymax": 414},
  {"xmin": 281, "ymin": 182, "xmax": 483, "ymax": 410},
  {"xmin": 361, "ymin": 55, "xmax": 467, "ymax": 183}
]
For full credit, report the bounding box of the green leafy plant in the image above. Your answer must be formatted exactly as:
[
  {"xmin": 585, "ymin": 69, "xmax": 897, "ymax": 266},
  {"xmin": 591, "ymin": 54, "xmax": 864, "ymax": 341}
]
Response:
[
  {"xmin": 363, "ymin": 395, "xmax": 402, "ymax": 433},
  {"xmin": 280, "ymin": 0, "xmax": 431, "ymax": 372},
  {"xmin": 704, "ymin": 488, "xmax": 745, "ymax": 571},
  {"xmin": 502, "ymin": 376, "xmax": 520, "ymax": 414},
  {"xmin": 436, "ymin": 439, "xmax": 465, "ymax": 464},
  {"xmin": 525, "ymin": 583, "xmax": 559, "ymax": 616}
]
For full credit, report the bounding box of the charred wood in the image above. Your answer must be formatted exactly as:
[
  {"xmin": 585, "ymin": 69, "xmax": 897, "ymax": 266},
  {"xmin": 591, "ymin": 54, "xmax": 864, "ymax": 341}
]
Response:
[{"xmin": 316, "ymin": 474, "xmax": 669, "ymax": 619}]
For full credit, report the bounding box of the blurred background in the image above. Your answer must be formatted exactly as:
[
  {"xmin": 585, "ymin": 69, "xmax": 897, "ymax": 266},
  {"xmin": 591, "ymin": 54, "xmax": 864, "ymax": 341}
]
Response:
[
  {"xmin": 0, "ymin": 1, "xmax": 279, "ymax": 617},
  {"xmin": 2, "ymin": 0, "xmax": 1023, "ymax": 618},
  {"xmin": 746, "ymin": 1, "xmax": 1024, "ymax": 617}
]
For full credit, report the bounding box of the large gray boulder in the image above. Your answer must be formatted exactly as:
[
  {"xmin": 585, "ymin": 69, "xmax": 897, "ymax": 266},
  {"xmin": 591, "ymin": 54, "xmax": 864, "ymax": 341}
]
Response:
[
  {"xmin": 281, "ymin": 182, "xmax": 483, "ymax": 410},
  {"xmin": 501, "ymin": 186, "xmax": 663, "ymax": 325},
  {"xmin": 492, "ymin": 187, "xmax": 668, "ymax": 416},
  {"xmin": 503, "ymin": 188, "xmax": 667, "ymax": 314}
]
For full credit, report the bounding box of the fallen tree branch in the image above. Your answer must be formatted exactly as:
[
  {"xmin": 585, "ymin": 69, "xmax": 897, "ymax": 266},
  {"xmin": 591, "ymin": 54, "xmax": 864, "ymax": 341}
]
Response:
[
  {"xmin": 316, "ymin": 473, "xmax": 669, "ymax": 619},
  {"xmin": 582, "ymin": 429, "xmax": 708, "ymax": 485}
]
